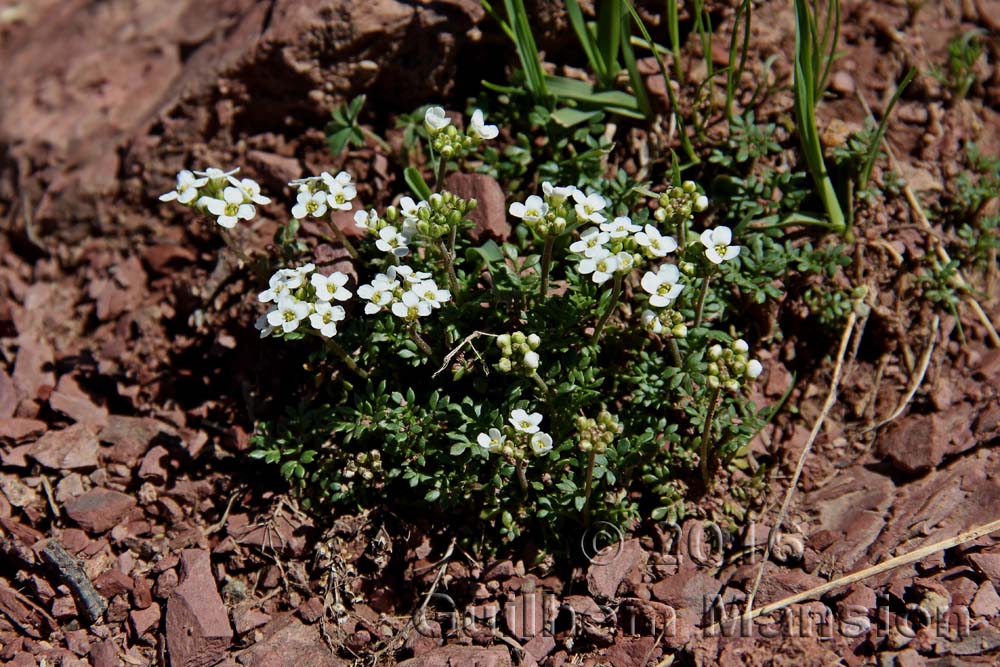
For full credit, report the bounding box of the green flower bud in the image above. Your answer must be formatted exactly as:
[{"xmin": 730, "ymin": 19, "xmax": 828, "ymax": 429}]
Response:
[
  {"xmin": 496, "ymin": 334, "xmax": 511, "ymax": 348},
  {"xmin": 708, "ymin": 344, "xmax": 723, "ymax": 360},
  {"xmin": 512, "ymin": 331, "xmax": 526, "ymax": 345},
  {"xmin": 527, "ymin": 334, "xmax": 541, "ymax": 349},
  {"xmin": 707, "ymin": 375, "xmax": 721, "ymax": 390},
  {"xmin": 498, "ymin": 358, "xmax": 512, "ymax": 372}
]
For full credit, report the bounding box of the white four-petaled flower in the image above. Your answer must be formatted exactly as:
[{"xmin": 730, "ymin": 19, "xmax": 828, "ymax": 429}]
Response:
[
  {"xmin": 311, "ymin": 272, "xmax": 351, "ymax": 302},
  {"xmin": 634, "ymin": 225, "xmax": 678, "ymax": 257},
  {"xmin": 601, "ymin": 216, "xmax": 641, "ymax": 239},
  {"xmin": 509, "ymin": 195, "xmax": 548, "ymax": 223},
  {"xmin": 228, "ymin": 177, "xmax": 271, "ymax": 205},
  {"xmin": 424, "ymin": 106, "xmax": 451, "ymax": 133},
  {"xmin": 641, "ymin": 264, "xmax": 684, "ymax": 308},
  {"xmin": 291, "ymin": 189, "xmax": 328, "ymax": 219},
  {"xmin": 509, "ymin": 409, "xmax": 542, "ymax": 434},
  {"xmin": 202, "ymin": 186, "xmax": 256, "ymax": 228},
  {"xmin": 542, "ymin": 181, "xmax": 577, "ymax": 204},
  {"xmin": 569, "ymin": 228, "xmax": 610, "ymax": 258},
  {"xmin": 309, "ymin": 301, "xmax": 346, "ymax": 338},
  {"xmin": 357, "ymin": 275, "xmax": 398, "ymax": 314},
  {"xmin": 354, "ymin": 209, "xmax": 379, "ymax": 230},
  {"xmin": 391, "ymin": 290, "xmax": 432, "ymax": 320},
  {"xmin": 412, "ymin": 280, "xmax": 451, "ymax": 308},
  {"xmin": 326, "ymin": 179, "xmax": 356, "ymax": 211},
  {"xmin": 578, "ymin": 247, "xmax": 619, "ymax": 285},
  {"xmin": 476, "ymin": 428, "xmax": 505, "ymax": 452},
  {"xmin": 375, "ymin": 226, "xmax": 411, "ymax": 257},
  {"xmin": 699, "ymin": 226, "xmax": 740, "ymax": 264},
  {"xmin": 572, "ymin": 191, "xmax": 608, "ymax": 224},
  {"xmin": 530, "ymin": 432, "xmax": 553, "ymax": 454},
  {"xmin": 159, "ymin": 170, "xmax": 206, "ymax": 204},
  {"xmin": 267, "ymin": 297, "xmax": 310, "ymax": 333},
  {"xmin": 470, "ymin": 109, "xmax": 499, "ymax": 140}
]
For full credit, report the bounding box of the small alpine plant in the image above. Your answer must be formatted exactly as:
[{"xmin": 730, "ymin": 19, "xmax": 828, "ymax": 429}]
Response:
[{"xmin": 160, "ymin": 106, "xmax": 770, "ymax": 545}]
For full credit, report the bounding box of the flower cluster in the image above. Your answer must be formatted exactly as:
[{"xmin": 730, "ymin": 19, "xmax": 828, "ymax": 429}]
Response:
[
  {"xmin": 159, "ymin": 167, "xmax": 269, "ymax": 229},
  {"xmin": 256, "ymin": 263, "xmax": 352, "ymax": 339},
  {"xmin": 706, "ymin": 338, "xmax": 764, "ymax": 391},
  {"xmin": 424, "ymin": 106, "xmax": 498, "ymax": 159},
  {"xmin": 477, "ymin": 408, "xmax": 553, "ymax": 458},
  {"xmin": 508, "ymin": 182, "xmax": 579, "ymax": 237},
  {"xmin": 570, "ymin": 207, "xmax": 674, "ymax": 286},
  {"xmin": 289, "ymin": 171, "xmax": 358, "ymax": 220},
  {"xmin": 357, "ymin": 265, "xmax": 451, "ymax": 321},
  {"xmin": 495, "ymin": 331, "xmax": 541, "ymax": 373},
  {"xmin": 653, "ymin": 180, "xmax": 709, "ymax": 227},
  {"xmin": 575, "ymin": 411, "xmax": 622, "ymax": 454}
]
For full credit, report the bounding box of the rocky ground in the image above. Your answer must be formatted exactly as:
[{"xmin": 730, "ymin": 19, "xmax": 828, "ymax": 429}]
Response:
[{"xmin": 0, "ymin": 0, "xmax": 999, "ymax": 665}]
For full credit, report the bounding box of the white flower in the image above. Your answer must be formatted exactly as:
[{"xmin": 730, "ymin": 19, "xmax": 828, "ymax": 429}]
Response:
[
  {"xmin": 412, "ymin": 280, "xmax": 451, "ymax": 308},
  {"xmin": 641, "ymin": 264, "xmax": 684, "ymax": 308},
  {"xmin": 523, "ymin": 351, "xmax": 540, "ymax": 370},
  {"xmin": 309, "ymin": 301, "xmax": 346, "ymax": 338},
  {"xmin": 601, "ymin": 215, "xmax": 641, "ymax": 239},
  {"xmin": 159, "ymin": 170, "xmax": 206, "ymax": 204},
  {"xmin": 509, "ymin": 195, "xmax": 548, "ymax": 223},
  {"xmin": 357, "ymin": 276, "xmax": 397, "ymax": 314},
  {"xmin": 228, "ymin": 177, "xmax": 270, "ymax": 205},
  {"xmin": 291, "ymin": 189, "xmax": 328, "ymax": 219},
  {"xmin": 255, "ymin": 309, "xmax": 275, "ymax": 338},
  {"xmin": 747, "ymin": 359, "xmax": 763, "ymax": 379},
  {"xmin": 203, "ymin": 186, "xmax": 256, "ymax": 228},
  {"xmin": 699, "ymin": 226, "xmax": 740, "ymax": 264},
  {"xmin": 569, "ymin": 228, "xmax": 610, "ymax": 258},
  {"xmin": 311, "ymin": 272, "xmax": 351, "ymax": 302},
  {"xmin": 542, "ymin": 182, "xmax": 577, "ymax": 204},
  {"xmin": 572, "ymin": 190, "xmax": 608, "ymax": 224},
  {"xmin": 194, "ymin": 167, "xmax": 239, "ymax": 181},
  {"xmin": 321, "ymin": 170, "xmax": 353, "ymax": 189},
  {"xmin": 266, "ymin": 296, "xmax": 310, "ymax": 333},
  {"xmin": 476, "ymin": 428, "xmax": 505, "ymax": 452},
  {"xmin": 354, "ymin": 209, "xmax": 379, "ymax": 231},
  {"xmin": 578, "ymin": 247, "xmax": 619, "ymax": 285},
  {"xmin": 530, "ymin": 432, "xmax": 553, "ymax": 455},
  {"xmin": 615, "ymin": 251, "xmax": 634, "ymax": 274},
  {"xmin": 259, "ymin": 268, "xmax": 303, "ymax": 302},
  {"xmin": 399, "ymin": 196, "xmax": 428, "ymax": 223},
  {"xmin": 391, "ymin": 290, "xmax": 432, "ymax": 320},
  {"xmin": 424, "ymin": 106, "xmax": 451, "ymax": 133},
  {"xmin": 326, "ymin": 179, "xmax": 357, "ymax": 211},
  {"xmin": 509, "ymin": 409, "xmax": 543, "ymax": 434},
  {"xmin": 388, "ymin": 265, "xmax": 431, "ymax": 284},
  {"xmin": 470, "ymin": 109, "xmax": 499, "ymax": 140},
  {"xmin": 375, "ymin": 226, "xmax": 411, "ymax": 257},
  {"xmin": 641, "ymin": 309, "xmax": 665, "ymax": 334},
  {"xmin": 634, "ymin": 225, "xmax": 678, "ymax": 257},
  {"xmin": 296, "ymin": 262, "xmax": 316, "ymax": 277}
]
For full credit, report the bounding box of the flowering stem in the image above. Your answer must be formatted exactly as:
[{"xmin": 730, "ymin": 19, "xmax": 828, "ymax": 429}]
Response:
[
  {"xmin": 700, "ymin": 386, "xmax": 722, "ymax": 490},
  {"xmin": 515, "ymin": 459, "xmax": 528, "ymax": 492},
  {"xmin": 408, "ymin": 325, "xmax": 439, "ymax": 363},
  {"xmin": 326, "ymin": 220, "xmax": 360, "ymax": 260},
  {"xmin": 436, "ymin": 158, "xmax": 448, "ymax": 191},
  {"xmin": 325, "ymin": 339, "xmax": 369, "ymax": 380},
  {"xmin": 676, "ymin": 218, "xmax": 687, "ymax": 253},
  {"xmin": 219, "ymin": 229, "xmax": 251, "ymax": 265},
  {"xmin": 668, "ymin": 336, "xmax": 683, "ymax": 367},
  {"xmin": 582, "ymin": 448, "xmax": 598, "ymax": 526},
  {"xmin": 436, "ymin": 240, "xmax": 461, "ymax": 298},
  {"xmin": 538, "ymin": 236, "xmax": 555, "ymax": 298},
  {"xmin": 694, "ymin": 274, "xmax": 712, "ymax": 327},
  {"xmin": 590, "ymin": 274, "xmax": 623, "ymax": 344}
]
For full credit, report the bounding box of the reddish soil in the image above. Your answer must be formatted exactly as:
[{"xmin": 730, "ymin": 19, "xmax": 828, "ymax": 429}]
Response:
[{"xmin": 0, "ymin": 1, "xmax": 999, "ymax": 666}]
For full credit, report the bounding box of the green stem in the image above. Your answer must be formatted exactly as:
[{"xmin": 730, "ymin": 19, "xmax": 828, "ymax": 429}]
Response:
[
  {"xmin": 529, "ymin": 372, "xmax": 551, "ymax": 404},
  {"xmin": 667, "ymin": 336, "xmax": 683, "ymax": 367},
  {"xmin": 325, "ymin": 339, "xmax": 369, "ymax": 380},
  {"xmin": 437, "ymin": 240, "xmax": 461, "ymax": 298},
  {"xmin": 590, "ymin": 274, "xmax": 623, "ymax": 344},
  {"xmin": 693, "ymin": 274, "xmax": 712, "ymax": 327},
  {"xmin": 676, "ymin": 217, "xmax": 687, "ymax": 253},
  {"xmin": 327, "ymin": 220, "xmax": 360, "ymax": 260},
  {"xmin": 408, "ymin": 325, "xmax": 440, "ymax": 364},
  {"xmin": 436, "ymin": 157, "xmax": 448, "ymax": 192},
  {"xmin": 538, "ymin": 236, "xmax": 555, "ymax": 299},
  {"xmin": 582, "ymin": 448, "xmax": 598, "ymax": 526},
  {"xmin": 700, "ymin": 385, "xmax": 722, "ymax": 489},
  {"xmin": 219, "ymin": 228, "xmax": 251, "ymax": 265}
]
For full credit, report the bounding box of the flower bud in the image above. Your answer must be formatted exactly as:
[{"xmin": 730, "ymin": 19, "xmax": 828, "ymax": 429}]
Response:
[
  {"xmin": 746, "ymin": 359, "xmax": 763, "ymax": 379},
  {"xmin": 695, "ymin": 195, "xmax": 709, "ymax": 212},
  {"xmin": 733, "ymin": 339, "xmax": 749, "ymax": 353},
  {"xmin": 672, "ymin": 323, "xmax": 688, "ymax": 338},
  {"xmin": 523, "ymin": 351, "xmax": 539, "ymax": 370},
  {"xmin": 707, "ymin": 375, "xmax": 721, "ymax": 390},
  {"xmin": 498, "ymin": 358, "xmax": 512, "ymax": 372},
  {"xmin": 708, "ymin": 344, "xmax": 723, "ymax": 360},
  {"xmin": 725, "ymin": 379, "xmax": 741, "ymax": 392},
  {"xmin": 497, "ymin": 334, "xmax": 511, "ymax": 348},
  {"xmin": 512, "ymin": 331, "xmax": 527, "ymax": 345},
  {"xmin": 527, "ymin": 333, "xmax": 541, "ymax": 349},
  {"xmin": 707, "ymin": 362, "xmax": 720, "ymax": 376},
  {"xmin": 579, "ymin": 440, "xmax": 593, "ymax": 452}
]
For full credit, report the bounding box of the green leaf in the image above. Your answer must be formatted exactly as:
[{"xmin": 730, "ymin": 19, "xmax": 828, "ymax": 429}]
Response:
[
  {"xmin": 404, "ymin": 167, "xmax": 433, "ymax": 200},
  {"xmin": 550, "ymin": 107, "xmax": 603, "ymax": 128}
]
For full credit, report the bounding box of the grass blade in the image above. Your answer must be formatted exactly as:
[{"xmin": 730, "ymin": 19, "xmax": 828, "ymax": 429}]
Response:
[{"xmin": 859, "ymin": 67, "xmax": 916, "ymax": 189}]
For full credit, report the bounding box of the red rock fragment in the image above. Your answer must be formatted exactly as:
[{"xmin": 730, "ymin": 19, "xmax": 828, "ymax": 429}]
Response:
[
  {"xmin": 233, "ymin": 608, "xmax": 270, "ymax": 634},
  {"xmin": 98, "ymin": 415, "xmax": 171, "ymax": 467},
  {"xmin": 64, "ymin": 488, "xmax": 137, "ymax": 533},
  {"xmin": 444, "ymin": 173, "xmax": 510, "ymax": 243},
  {"xmin": 94, "ymin": 569, "xmax": 134, "ymax": 598},
  {"xmin": 0, "ymin": 418, "xmax": 46, "ymax": 442},
  {"xmin": 130, "ymin": 602, "xmax": 161, "ymax": 638},
  {"xmin": 397, "ymin": 645, "xmax": 512, "ymax": 667},
  {"xmin": 586, "ymin": 538, "xmax": 648, "ymax": 599},
  {"xmin": 27, "ymin": 424, "xmax": 100, "ymax": 470},
  {"xmin": 165, "ymin": 549, "xmax": 233, "ymax": 667},
  {"xmin": 297, "ymin": 597, "xmax": 324, "ymax": 624}
]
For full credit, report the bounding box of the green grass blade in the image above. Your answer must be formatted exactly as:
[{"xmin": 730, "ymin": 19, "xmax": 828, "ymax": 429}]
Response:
[
  {"xmin": 859, "ymin": 67, "xmax": 916, "ymax": 188},
  {"xmin": 621, "ymin": 24, "xmax": 652, "ymax": 117},
  {"xmin": 596, "ymin": 0, "xmax": 623, "ymax": 86},
  {"xmin": 564, "ymin": 0, "xmax": 608, "ymax": 80},
  {"xmin": 503, "ymin": 0, "xmax": 548, "ymax": 100}
]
